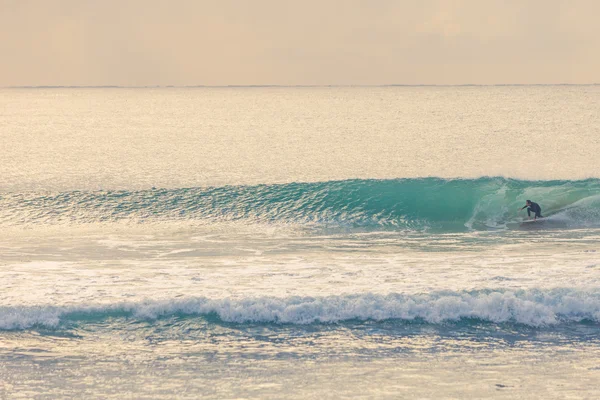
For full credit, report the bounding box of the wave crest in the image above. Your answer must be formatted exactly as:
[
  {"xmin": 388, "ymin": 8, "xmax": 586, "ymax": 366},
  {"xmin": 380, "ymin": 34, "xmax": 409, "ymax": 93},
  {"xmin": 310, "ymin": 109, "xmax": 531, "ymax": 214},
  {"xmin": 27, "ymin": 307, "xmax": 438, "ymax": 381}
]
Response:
[{"xmin": 2, "ymin": 289, "xmax": 600, "ymax": 330}]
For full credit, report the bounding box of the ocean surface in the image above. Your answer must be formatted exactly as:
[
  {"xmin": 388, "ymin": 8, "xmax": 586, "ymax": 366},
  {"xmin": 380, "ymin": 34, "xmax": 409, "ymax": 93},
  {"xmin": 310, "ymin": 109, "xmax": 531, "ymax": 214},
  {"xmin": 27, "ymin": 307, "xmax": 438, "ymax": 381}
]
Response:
[{"xmin": 1, "ymin": 86, "xmax": 600, "ymax": 398}]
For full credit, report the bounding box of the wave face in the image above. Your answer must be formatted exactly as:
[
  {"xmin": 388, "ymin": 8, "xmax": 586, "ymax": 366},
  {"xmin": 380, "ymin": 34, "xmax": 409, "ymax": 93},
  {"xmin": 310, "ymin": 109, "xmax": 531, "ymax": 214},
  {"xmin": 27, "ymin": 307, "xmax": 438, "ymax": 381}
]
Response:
[
  {"xmin": 2, "ymin": 289, "xmax": 600, "ymax": 330},
  {"xmin": 2, "ymin": 178, "xmax": 600, "ymax": 231}
]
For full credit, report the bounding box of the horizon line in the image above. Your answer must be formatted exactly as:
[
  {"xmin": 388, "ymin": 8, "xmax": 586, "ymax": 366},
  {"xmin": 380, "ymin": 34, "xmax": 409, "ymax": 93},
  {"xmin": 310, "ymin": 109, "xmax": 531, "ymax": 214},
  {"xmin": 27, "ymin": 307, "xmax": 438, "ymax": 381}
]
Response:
[{"xmin": 2, "ymin": 83, "xmax": 599, "ymax": 89}]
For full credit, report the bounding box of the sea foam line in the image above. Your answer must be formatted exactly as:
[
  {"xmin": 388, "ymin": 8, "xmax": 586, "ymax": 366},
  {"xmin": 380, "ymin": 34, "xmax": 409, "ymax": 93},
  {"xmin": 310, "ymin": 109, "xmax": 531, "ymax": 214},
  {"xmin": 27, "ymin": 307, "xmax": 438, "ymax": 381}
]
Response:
[{"xmin": 2, "ymin": 289, "xmax": 600, "ymax": 330}]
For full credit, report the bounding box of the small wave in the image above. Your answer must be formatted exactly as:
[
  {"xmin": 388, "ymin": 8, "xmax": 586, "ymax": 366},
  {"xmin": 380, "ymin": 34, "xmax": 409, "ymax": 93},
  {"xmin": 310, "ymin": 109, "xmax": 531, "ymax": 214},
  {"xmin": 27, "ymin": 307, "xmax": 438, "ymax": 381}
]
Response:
[{"xmin": 2, "ymin": 289, "xmax": 600, "ymax": 330}]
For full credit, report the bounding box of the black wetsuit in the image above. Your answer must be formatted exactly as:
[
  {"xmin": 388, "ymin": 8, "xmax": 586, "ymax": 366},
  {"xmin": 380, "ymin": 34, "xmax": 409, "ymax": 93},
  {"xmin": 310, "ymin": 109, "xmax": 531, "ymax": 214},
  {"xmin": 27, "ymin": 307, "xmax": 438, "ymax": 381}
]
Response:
[{"xmin": 525, "ymin": 202, "xmax": 543, "ymax": 218}]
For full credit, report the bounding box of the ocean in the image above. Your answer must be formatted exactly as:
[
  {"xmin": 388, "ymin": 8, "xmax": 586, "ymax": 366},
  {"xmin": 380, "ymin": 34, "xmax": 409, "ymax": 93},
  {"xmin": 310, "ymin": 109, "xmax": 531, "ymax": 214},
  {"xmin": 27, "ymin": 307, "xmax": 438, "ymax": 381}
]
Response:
[{"xmin": 1, "ymin": 86, "xmax": 599, "ymax": 398}]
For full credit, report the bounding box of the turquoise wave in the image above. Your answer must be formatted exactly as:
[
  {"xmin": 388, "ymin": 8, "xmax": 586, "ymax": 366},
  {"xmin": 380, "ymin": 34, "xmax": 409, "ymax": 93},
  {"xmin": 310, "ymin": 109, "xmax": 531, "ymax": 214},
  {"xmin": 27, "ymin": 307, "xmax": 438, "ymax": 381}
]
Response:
[{"xmin": 2, "ymin": 178, "xmax": 600, "ymax": 231}]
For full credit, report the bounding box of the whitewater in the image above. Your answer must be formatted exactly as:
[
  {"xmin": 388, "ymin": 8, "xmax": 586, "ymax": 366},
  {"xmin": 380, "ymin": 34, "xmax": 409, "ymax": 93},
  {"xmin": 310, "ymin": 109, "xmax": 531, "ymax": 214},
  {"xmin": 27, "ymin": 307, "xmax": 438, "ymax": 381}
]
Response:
[{"xmin": 1, "ymin": 86, "xmax": 600, "ymax": 399}]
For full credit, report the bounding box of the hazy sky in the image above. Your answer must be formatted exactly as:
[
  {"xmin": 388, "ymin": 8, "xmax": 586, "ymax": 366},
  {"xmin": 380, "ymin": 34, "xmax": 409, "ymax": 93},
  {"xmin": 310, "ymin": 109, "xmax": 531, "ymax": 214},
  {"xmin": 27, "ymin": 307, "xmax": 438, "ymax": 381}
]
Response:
[{"xmin": 1, "ymin": 0, "xmax": 598, "ymax": 86}]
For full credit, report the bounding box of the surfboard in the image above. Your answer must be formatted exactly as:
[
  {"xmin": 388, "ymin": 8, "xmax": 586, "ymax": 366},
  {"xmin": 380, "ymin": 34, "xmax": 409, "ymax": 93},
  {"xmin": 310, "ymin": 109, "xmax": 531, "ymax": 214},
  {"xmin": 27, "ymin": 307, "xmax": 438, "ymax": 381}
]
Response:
[
  {"xmin": 520, "ymin": 218, "xmax": 546, "ymax": 224},
  {"xmin": 518, "ymin": 218, "xmax": 547, "ymax": 229}
]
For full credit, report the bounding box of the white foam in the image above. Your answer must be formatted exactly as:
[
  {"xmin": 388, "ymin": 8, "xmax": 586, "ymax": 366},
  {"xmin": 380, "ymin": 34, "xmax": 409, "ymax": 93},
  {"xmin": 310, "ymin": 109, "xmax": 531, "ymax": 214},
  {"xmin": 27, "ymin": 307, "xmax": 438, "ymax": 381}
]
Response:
[{"xmin": 2, "ymin": 289, "xmax": 600, "ymax": 330}]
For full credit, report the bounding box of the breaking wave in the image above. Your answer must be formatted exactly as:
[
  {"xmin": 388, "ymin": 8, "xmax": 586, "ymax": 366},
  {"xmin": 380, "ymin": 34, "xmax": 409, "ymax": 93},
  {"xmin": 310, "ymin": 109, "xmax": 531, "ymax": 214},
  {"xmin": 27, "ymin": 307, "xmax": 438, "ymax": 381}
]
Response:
[
  {"xmin": 2, "ymin": 289, "xmax": 600, "ymax": 330},
  {"xmin": 1, "ymin": 178, "xmax": 600, "ymax": 231}
]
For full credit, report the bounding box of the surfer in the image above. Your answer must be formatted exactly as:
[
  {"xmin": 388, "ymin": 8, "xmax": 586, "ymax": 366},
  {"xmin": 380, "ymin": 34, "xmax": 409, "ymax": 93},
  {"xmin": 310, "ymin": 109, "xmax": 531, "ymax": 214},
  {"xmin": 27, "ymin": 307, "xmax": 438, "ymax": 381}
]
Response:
[{"xmin": 519, "ymin": 200, "xmax": 543, "ymax": 220}]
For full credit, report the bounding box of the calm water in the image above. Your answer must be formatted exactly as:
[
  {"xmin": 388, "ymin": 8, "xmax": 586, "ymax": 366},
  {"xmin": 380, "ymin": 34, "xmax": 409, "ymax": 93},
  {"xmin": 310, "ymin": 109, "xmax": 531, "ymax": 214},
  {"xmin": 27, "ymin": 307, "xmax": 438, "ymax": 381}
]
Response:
[{"xmin": 1, "ymin": 86, "xmax": 600, "ymax": 398}]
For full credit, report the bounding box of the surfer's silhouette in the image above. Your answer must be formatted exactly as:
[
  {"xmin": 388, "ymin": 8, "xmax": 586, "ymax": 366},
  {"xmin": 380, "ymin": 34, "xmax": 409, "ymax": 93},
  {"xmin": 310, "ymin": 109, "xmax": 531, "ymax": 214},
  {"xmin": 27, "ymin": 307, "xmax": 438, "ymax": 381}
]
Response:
[{"xmin": 519, "ymin": 200, "xmax": 543, "ymax": 220}]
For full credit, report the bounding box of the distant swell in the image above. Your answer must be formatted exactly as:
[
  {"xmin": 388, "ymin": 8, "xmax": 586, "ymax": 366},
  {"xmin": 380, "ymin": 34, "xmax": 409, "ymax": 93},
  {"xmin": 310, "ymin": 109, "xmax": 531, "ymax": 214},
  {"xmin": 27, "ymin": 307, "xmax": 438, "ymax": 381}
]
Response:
[
  {"xmin": 1, "ymin": 178, "xmax": 600, "ymax": 231},
  {"xmin": 2, "ymin": 289, "xmax": 600, "ymax": 330}
]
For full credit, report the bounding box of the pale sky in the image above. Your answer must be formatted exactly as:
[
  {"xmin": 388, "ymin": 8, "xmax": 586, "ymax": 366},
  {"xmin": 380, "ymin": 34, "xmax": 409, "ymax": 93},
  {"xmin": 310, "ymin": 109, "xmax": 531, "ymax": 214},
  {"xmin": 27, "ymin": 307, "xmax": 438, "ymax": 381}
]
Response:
[{"xmin": 1, "ymin": 0, "xmax": 599, "ymax": 86}]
